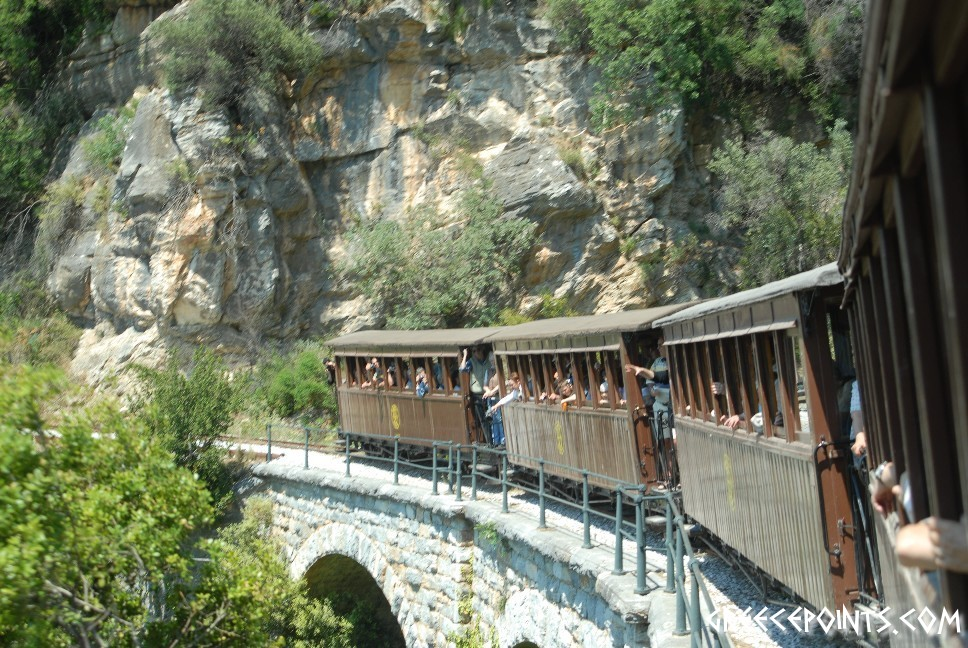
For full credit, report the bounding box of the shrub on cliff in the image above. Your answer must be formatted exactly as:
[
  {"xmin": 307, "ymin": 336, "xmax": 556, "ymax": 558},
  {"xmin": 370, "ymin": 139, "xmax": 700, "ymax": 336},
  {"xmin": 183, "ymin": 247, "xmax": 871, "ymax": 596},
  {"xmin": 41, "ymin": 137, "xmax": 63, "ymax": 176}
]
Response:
[
  {"xmin": 154, "ymin": 0, "xmax": 321, "ymax": 112},
  {"xmin": 546, "ymin": 0, "xmax": 863, "ymax": 126},
  {"xmin": 341, "ymin": 188, "xmax": 536, "ymax": 329},
  {"xmin": 708, "ymin": 120, "xmax": 852, "ymax": 288}
]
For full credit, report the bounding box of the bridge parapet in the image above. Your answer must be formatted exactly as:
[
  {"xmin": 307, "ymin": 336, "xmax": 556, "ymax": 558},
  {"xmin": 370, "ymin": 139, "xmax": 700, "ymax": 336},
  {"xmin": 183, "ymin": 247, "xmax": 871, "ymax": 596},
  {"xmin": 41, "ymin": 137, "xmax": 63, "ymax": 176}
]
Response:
[{"xmin": 251, "ymin": 461, "xmax": 674, "ymax": 647}]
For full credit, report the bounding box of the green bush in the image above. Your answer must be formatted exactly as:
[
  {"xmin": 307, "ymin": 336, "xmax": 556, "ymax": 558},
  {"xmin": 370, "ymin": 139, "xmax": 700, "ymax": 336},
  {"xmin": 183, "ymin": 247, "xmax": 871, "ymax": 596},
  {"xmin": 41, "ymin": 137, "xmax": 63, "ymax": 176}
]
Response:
[
  {"xmin": 133, "ymin": 347, "xmax": 239, "ymax": 511},
  {"xmin": 341, "ymin": 187, "xmax": 536, "ymax": 329},
  {"xmin": 81, "ymin": 109, "xmax": 133, "ymax": 172},
  {"xmin": 545, "ymin": 0, "xmax": 862, "ymax": 126},
  {"xmin": 708, "ymin": 120, "xmax": 852, "ymax": 288},
  {"xmin": 0, "ymin": 277, "xmax": 81, "ymax": 369},
  {"xmin": 154, "ymin": 0, "xmax": 322, "ymax": 112},
  {"xmin": 261, "ymin": 350, "xmax": 337, "ymax": 420}
]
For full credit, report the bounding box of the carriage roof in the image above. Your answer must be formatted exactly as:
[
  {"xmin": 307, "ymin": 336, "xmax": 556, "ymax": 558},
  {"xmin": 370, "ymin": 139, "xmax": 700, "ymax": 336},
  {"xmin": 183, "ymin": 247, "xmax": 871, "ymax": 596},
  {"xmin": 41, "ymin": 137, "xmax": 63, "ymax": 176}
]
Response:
[
  {"xmin": 487, "ymin": 304, "xmax": 691, "ymax": 353},
  {"xmin": 654, "ymin": 264, "xmax": 842, "ymax": 344},
  {"xmin": 326, "ymin": 328, "xmax": 502, "ymax": 356}
]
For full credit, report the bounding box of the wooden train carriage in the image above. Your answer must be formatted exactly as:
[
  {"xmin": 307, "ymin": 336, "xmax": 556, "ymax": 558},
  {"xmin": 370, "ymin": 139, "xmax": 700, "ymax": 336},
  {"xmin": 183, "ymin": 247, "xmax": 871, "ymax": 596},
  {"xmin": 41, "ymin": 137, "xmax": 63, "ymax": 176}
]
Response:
[
  {"xmin": 486, "ymin": 305, "xmax": 690, "ymax": 491},
  {"xmin": 839, "ymin": 0, "xmax": 968, "ymax": 641},
  {"xmin": 655, "ymin": 264, "xmax": 867, "ymax": 612},
  {"xmin": 327, "ymin": 328, "xmax": 500, "ymax": 447}
]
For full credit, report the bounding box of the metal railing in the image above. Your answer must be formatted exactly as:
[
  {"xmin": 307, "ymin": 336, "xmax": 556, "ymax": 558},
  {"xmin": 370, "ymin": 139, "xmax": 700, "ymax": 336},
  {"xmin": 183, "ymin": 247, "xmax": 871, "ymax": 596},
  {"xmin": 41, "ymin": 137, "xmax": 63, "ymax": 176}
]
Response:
[{"xmin": 254, "ymin": 423, "xmax": 725, "ymax": 648}]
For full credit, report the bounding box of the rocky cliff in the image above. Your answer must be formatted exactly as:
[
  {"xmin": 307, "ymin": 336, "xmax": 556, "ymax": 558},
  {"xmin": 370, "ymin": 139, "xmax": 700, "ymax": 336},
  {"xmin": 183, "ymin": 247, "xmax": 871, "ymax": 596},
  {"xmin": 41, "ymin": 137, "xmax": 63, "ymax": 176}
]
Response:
[{"xmin": 45, "ymin": 0, "xmax": 733, "ymax": 385}]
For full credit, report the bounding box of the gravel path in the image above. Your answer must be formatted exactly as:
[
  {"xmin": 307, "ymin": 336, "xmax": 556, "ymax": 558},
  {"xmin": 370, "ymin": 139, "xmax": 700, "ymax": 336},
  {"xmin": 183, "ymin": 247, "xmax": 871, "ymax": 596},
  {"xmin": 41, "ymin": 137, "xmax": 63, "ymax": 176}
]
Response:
[{"xmin": 227, "ymin": 440, "xmax": 860, "ymax": 648}]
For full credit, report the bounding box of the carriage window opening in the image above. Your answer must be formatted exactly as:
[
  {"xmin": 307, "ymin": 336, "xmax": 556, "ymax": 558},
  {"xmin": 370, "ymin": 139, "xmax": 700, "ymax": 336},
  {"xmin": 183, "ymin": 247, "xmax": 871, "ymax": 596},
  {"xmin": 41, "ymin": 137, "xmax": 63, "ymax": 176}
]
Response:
[
  {"xmin": 569, "ymin": 353, "xmax": 587, "ymax": 408},
  {"xmin": 684, "ymin": 345, "xmax": 703, "ymax": 419},
  {"xmin": 773, "ymin": 332, "xmax": 801, "ymax": 442},
  {"xmin": 703, "ymin": 342, "xmax": 724, "ymax": 423},
  {"xmin": 696, "ymin": 343, "xmax": 715, "ymax": 422},
  {"xmin": 541, "ymin": 355, "xmax": 557, "ymax": 401},
  {"xmin": 584, "ymin": 352, "xmax": 601, "ymax": 410},
  {"xmin": 602, "ymin": 350, "xmax": 622, "ymax": 409},
  {"xmin": 667, "ymin": 343, "xmax": 686, "ymax": 417},
  {"xmin": 717, "ymin": 339, "xmax": 745, "ymax": 429},
  {"xmin": 734, "ymin": 337, "xmax": 758, "ymax": 431},
  {"xmin": 751, "ymin": 334, "xmax": 777, "ymax": 437}
]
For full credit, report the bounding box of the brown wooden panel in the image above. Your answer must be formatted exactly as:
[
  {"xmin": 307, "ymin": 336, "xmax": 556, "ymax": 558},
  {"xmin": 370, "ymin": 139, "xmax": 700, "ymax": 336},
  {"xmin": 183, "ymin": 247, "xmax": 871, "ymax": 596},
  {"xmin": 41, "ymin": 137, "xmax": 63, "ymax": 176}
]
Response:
[
  {"xmin": 677, "ymin": 419, "xmax": 834, "ymax": 610},
  {"xmin": 337, "ymin": 389, "xmax": 469, "ymax": 446},
  {"xmin": 503, "ymin": 404, "xmax": 641, "ymax": 488}
]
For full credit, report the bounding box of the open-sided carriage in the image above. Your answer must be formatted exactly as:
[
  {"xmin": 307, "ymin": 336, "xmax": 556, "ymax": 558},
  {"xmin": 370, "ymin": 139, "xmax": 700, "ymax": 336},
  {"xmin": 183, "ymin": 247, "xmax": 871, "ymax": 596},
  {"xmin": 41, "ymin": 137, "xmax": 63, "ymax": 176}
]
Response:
[
  {"xmin": 485, "ymin": 305, "xmax": 691, "ymax": 493},
  {"xmin": 655, "ymin": 264, "xmax": 875, "ymax": 612},
  {"xmin": 327, "ymin": 328, "xmax": 500, "ymax": 454},
  {"xmin": 839, "ymin": 0, "xmax": 968, "ymax": 641}
]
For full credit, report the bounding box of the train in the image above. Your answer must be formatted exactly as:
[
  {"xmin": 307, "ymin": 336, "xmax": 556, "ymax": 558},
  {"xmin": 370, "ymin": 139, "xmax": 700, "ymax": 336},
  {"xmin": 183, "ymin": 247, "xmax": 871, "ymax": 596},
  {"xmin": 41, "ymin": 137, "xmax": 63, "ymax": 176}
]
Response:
[
  {"xmin": 325, "ymin": 0, "xmax": 968, "ymax": 641},
  {"xmin": 326, "ymin": 268, "xmax": 877, "ymax": 615}
]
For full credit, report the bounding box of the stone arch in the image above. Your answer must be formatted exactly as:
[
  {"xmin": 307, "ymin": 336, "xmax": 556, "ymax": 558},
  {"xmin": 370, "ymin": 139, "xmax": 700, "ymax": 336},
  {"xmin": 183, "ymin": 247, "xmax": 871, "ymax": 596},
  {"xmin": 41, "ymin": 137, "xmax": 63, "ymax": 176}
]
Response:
[
  {"xmin": 289, "ymin": 522, "xmax": 409, "ymax": 632},
  {"xmin": 498, "ymin": 589, "xmax": 571, "ymax": 648}
]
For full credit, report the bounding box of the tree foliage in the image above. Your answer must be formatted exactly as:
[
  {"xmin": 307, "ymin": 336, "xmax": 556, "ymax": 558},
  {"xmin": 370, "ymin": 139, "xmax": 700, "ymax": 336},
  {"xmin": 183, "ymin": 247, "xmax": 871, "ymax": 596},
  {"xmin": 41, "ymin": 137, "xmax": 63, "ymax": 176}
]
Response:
[
  {"xmin": 0, "ymin": 365, "xmax": 375, "ymax": 646},
  {"xmin": 0, "ymin": 366, "xmax": 214, "ymax": 646},
  {"xmin": 259, "ymin": 349, "xmax": 338, "ymax": 421},
  {"xmin": 708, "ymin": 121, "xmax": 852, "ymax": 288},
  {"xmin": 546, "ymin": 0, "xmax": 863, "ymax": 125},
  {"xmin": 133, "ymin": 348, "xmax": 238, "ymax": 511},
  {"xmin": 341, "ymin": 188, "xmax": 537, "ymax": 329},
  {"xmin": 154, "ymin": 0, "xmax": 322, "ymax": 112}
]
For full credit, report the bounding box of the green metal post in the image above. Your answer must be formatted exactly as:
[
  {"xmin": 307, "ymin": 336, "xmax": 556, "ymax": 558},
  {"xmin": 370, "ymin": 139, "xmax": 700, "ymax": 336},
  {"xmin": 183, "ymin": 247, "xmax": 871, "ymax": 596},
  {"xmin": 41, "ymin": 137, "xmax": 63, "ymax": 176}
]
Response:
[{"xmin": 613, "ymin": 489, "xmax": 624, "ymax": 575}]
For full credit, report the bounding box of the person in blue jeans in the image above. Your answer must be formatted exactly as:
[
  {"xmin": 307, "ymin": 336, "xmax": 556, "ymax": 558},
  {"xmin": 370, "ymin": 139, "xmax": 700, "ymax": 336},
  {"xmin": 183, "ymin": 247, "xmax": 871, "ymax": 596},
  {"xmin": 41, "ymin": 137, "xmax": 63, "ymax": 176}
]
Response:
[{"xmin": 486, "ymin": 372, "xmax": 522, "ymax": 449}]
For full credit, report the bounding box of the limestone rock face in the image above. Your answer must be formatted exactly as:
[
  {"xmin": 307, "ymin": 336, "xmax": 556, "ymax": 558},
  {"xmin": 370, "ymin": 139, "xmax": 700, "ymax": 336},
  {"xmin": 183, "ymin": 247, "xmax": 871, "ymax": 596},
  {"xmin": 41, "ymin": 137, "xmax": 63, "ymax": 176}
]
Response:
[{"xmin": 48, "ymin": 0, "xmax": 727, "ymax": 385}]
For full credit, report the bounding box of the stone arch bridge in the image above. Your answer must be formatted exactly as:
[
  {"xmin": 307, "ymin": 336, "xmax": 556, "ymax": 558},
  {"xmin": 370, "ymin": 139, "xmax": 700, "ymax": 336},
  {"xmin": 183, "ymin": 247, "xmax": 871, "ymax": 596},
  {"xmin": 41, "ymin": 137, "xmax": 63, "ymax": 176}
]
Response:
[{"xmin": 250, "ymin": 461, "xmax": 687, "ymax": 648}]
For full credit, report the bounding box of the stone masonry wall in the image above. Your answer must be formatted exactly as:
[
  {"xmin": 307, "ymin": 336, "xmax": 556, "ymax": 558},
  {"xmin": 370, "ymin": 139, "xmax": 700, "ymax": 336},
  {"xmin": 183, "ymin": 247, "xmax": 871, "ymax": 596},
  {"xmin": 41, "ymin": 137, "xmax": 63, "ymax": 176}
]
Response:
[{"xmin": 252, "ymin": 462, "xmax": 652, "ymax": 647}]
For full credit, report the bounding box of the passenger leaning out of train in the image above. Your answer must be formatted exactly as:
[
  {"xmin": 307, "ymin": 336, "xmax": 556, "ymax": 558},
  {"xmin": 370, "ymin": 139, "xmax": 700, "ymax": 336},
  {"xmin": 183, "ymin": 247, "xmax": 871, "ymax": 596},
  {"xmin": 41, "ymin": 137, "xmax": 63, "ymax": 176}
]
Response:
[
  {"xmin": 870, "ymin": 459, "xmax": 968, "ymax": 574},
  {"xmin": 361, "ymin": 357, "xmax": 383, "ymax": 389},
  {"xmin": 483, "ymin": 374, "xmax": 506, "ymax": 448},
  {"xmin": 461, "ymin": 346, "xmax": 494, "ymax": 445},
  {"xmin": 540, "ymin": 380, "xmax": 578, "ymax": 407},
  {"xmin": 415, "ymin": 367, "xmax": 430, "ymax": 397},
  {"xmin": 625, "ymin": 337, "xmax": 673, "ymax": 436},
  {"xmin": 849, "ymin": 380, "xmax": 867, "ymax": 459}
]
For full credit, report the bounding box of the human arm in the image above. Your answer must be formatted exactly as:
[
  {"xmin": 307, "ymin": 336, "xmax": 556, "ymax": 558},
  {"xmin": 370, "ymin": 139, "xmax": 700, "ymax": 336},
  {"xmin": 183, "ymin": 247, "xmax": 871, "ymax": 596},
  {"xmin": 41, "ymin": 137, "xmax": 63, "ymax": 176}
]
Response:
[
  {"xmin": 625, "ymin": 363, "xmax": 655, "ymax": 380},
  {"xmin": 896, "ymin": 515, "xmax": 968, "ymax": 573},
  {"xmin": 489, "ymin": 389, "xmax": 520, "ymax": 414}
]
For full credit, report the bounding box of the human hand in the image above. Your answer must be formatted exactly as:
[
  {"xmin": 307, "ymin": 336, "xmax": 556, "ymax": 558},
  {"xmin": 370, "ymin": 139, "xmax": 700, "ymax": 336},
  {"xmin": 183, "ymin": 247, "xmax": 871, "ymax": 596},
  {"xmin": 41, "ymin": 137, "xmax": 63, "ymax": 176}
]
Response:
[
  {"xmin": 852, "ymin": 431, "xmax": 868, "ymax": 457},
  {"xmin": 722, "ymin": 414, "xmax": 741, "ymax": 429},
  {"xmin": 925, "ymin": 515, "xmax": 968, "ymax": 573},
  {"xmin": 870, "ymin": 461, "xmax": 897, "ymax": 516}
]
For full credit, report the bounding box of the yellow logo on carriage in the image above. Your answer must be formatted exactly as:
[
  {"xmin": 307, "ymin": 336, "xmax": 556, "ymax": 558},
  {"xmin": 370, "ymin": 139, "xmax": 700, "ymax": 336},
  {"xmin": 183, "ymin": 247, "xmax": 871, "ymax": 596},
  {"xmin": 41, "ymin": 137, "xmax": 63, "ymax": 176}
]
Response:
[
  {"xmin": 723, "ymin": 453, "xmax": 735, "ymax": 511},
  {"xmin": 390, "ymin": 404, "xmax": 401, "ymax": 430},
  {"xmin": 555, "ymin": 421, "xmax": 565, "ymax": 456}
]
